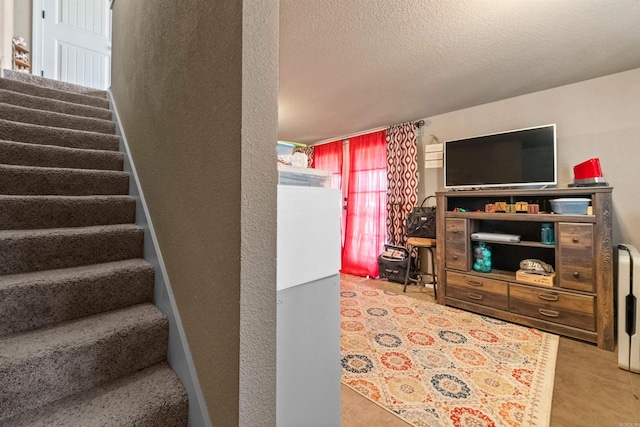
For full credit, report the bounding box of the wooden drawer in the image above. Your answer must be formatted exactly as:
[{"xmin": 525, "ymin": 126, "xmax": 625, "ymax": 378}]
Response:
[
  {"xmin": 509, "ymin": 283, "xmax": 595, "ymax": 331},
  {"xmin": 445, "ymin": 218, "xmax": 467, "ymax": 270},
  {"xmin": 557, "ymin": 223, "xmax": 594, "ymax": 292},
  {"xmin": 446, "ymin": 271, "xmax": 508, "ymax": 311}
]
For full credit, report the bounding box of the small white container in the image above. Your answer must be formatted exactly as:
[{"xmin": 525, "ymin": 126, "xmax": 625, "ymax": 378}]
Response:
[{"xmin": 549, "ymin": 198, "xmax": 591, "ymax": 215}]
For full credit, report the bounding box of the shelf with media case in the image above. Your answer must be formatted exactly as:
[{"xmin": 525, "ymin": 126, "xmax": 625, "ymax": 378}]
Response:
[{"xmin": 435, "ymin": 186, "xmax": 614, "ymax": 350}]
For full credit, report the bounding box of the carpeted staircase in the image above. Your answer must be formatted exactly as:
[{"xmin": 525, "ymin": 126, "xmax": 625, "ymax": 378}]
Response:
[{"xmin": 0, "ymin": 72, "xmax": 189, "ymax": 426}]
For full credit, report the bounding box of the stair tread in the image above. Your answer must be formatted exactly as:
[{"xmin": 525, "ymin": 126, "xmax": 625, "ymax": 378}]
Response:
[
  {"xmin": 0, "ymin": 89, "xmax": 112, "ymax": 120},
  {"xmin": 2, "ymin": 71, "xmax": 108, "ymax": 99},
  {"xmin": 0, "ymin": 139, "xmax": 123, "ymax": 157},
  {"xmin": 0, "ymin": 259, "xmax": 153, "ymax": 336},
  {"xmin": 0, "ymin": 77, "xmax": 110, "ymax": 109},
  {"xmin": 0, "ymin": 119, "xmax": 120, "ymax": 151},
  {"xmin": 0, "ymin": 102, "xmax": 115, "ymax": 134},
  {"xmin": 0, "ymin": 195, "xmax": 136, "ymax": 230},
  {"xmin": 0, "ymin": 224, "xmax": 143, "ymax": 275},
  {"xmin": 0, "ymin": 163, "xmax": 128, "ymax": 176},
  {"xmin": 0, "ymin": 163, "xmax": 130, "ymax": 196},
  {"xmin": 0, "ymin": 194, "xmax": 132, "ymax": 199},
  {"xmin": 2, "ymin": 363, "xmax": 187, "ymax": 427},
  {"xmin": 0, "ymin": 303, "xmax": 163, "ymax": 361},
  {"xmin": 0, "ymin": 194, "xmax": 134, "ymax": 204},
  {"xmin": 0, "ymin": 223, "xmax": 142, "ymax": 239},
  {"xmin": 0, "ymin": 139, "xmax": 124, "ymax": 171},
  {"xmin": 0, "ymin": 258, "xmax": 152, "ymax": 288}
]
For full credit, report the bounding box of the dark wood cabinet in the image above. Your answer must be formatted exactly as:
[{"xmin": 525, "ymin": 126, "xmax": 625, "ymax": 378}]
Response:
[{"xmin": 436, "ymin": 187, "xmax": 614, "ymax": 350}]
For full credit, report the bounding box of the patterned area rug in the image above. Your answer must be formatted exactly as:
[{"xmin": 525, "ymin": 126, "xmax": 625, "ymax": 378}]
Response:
[{"xmin": 340, "ymin": 276, "xmax": 558, "ymax": 427}]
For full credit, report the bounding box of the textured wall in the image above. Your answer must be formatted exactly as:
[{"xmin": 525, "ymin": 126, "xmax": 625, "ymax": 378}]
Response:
[
  {"xmin": 110, "ymin": 1, "xmax": 278, "ymax": 425},
  {"xmin": 419, "ymin": 68, "xmax": 640, "ymax": 249}
]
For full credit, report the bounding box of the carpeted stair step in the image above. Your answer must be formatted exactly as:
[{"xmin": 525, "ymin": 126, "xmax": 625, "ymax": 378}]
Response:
[
  {"xmin": 0, "ymin": 224, "xmax": 144, "ymax": 275},
  {"xmin": 0, "ymin": 304, "xmax": 169, "ymax": 421},
  {"xmin": 1, "ymin": 362, "xmax": 188, "ymax": 427},
  {"xmin": 0, "ymin": 89, "xmax": 112, "ymax": 120},
  {"xmin": 0, "ymin": 164, "xmax": 129, "ymax": 196},
  {"xmin": 0, "ymin": 259, "xmax": 154, "ymax": 336},
  {"xmin": 2, "ymin": 69, "xmax": 108, "ymax": 98},
  {"xmin": 0, "ymin": 102, "xmax": 116, "ymax": 134},
  {"xmin": 0, "ymin": 140, "xmax": 124, "ymax": 170},
  {"xmin": 0, "ymin": 195, "xmax": 136, "ymax": 229},
  {"xmin": 0, "ymin": 77, "xmax": 109, "ymax": 109},
  {"xmin": 0, "ymin": 119, "xmax": 119, "ymax": 151}
]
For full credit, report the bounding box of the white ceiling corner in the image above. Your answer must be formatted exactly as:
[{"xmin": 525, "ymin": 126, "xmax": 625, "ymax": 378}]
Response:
[{"xmin": 279, "ymin": 0, "xmax": 640, "ymax": 144}]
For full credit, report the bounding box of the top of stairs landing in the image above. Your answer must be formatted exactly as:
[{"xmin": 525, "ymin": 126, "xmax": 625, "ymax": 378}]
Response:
[{"xmin": 2, "ymin": 70, "xmax": 107, "ymax": 99}]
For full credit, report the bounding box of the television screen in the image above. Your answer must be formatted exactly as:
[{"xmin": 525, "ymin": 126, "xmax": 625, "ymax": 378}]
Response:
[{"xmin": 444, "ymin": 124, "xmax": 556, "ymax": 189}]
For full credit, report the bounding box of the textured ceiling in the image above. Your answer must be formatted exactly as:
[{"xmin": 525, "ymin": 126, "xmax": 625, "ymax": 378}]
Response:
[{"xmin": 279, "ymin": 0, "xmax": 640, "ymax": 144}]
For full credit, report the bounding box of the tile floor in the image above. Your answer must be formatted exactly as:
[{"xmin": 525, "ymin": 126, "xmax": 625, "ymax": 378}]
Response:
[{"xmin": 341, "ymin": 277, "xmax": 640, "ymax": 427}]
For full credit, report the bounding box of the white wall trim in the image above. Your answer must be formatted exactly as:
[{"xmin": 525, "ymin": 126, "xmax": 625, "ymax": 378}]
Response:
[
  {"xmin": 107, "ymin": 89, "xmax": 212, "ymax": 427},
  {"xmin": 31, "ymin": 0, "xmax": 42, "ymax": 76}
]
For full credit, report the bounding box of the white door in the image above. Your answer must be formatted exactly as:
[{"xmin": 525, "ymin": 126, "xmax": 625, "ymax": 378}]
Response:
[{"xmin": 34, "ymin": 0, "xmax": 111, "ymax": 89}]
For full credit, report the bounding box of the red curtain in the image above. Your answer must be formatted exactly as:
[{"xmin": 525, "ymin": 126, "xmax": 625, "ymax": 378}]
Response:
[
  {"xmin": 314, "ymin": 140, "xmax": 343, "ymax": 190},
  {"xmin": 342, "ymin": 130, "xmax": 387, "ymax": 277}
]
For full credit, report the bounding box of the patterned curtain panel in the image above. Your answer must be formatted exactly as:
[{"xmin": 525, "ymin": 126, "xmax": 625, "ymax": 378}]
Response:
[
  {"xmin": 386, "ymin": 122, "xmax": 418, "ymax": 246},
  {"xmin": 293, "ymin": 146, "xmax": 315, "ymax": 167}
]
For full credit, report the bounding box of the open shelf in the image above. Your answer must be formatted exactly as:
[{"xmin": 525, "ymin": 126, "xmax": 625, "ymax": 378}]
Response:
[
  {"xmin": 470, "ymin": 236, "xmax": 555, "ymax": 248},
  {"xmin": 12, "ymin": 41, "xmax": 31, "ymax": 72},
  {"xmin": 13, "ymin": 58, "xmax": 30, "ymax": 68},
  {"xmin": 446, "ymin": 211, "xmax": 596, "ymax": 223}
]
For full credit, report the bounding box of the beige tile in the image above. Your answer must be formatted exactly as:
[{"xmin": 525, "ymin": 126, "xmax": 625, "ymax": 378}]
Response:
[
  {"xmin": 551, "ymin": 347, "xmax": 637, "ymax": 426},
  {"xmin": 341, "ymin": 394, "xmax": 413, "ymax": 427},
  {"xmin": 629, "ymin": 371, "xmax": 640, "ymax": 419},
  {"xmin": 556, "ymin": 338, "xmax": 630, "ymax": 384},
  {"xmin": 341, "ymin": 384, "xmax": 366, "ymax": 416}
]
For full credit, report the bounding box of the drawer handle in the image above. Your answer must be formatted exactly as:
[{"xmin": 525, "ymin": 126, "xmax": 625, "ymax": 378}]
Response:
[
  {"xmin": 453, "ymin": 255, "xmax": 459, "ymax": 260},
  {"xmin": 539, "ymin": 308, "xmax": 559, "ymax": 318},
  {"xmin": 467, "ymin": 280, "xmax": 483, "ymax": 287},
  {"xmin": 468, "ymin": 293, "xmax": 483, "ymax": 301},
  {"xmin": 538, "ymin": 293, "xmax": 558, "ymax": 301},
  {"xmin": 573, "ymin": 272, "xmax": 580, "ymax": 279},
  {"xmin": 572, "ymin": 237, "xmax": 579, "ymax": 243},
  {"xmin": 452, "ymin": 228, "xmax": 458, "ymax": 233}
]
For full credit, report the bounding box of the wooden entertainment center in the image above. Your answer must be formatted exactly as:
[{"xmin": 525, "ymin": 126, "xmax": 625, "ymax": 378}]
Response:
[{"xmin": 435, "ymin": 187, "xmax": 614, "ymax": 350}]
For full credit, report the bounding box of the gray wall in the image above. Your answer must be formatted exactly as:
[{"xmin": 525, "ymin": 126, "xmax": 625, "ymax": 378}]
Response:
[
  {"xmin": 12, "ymin": 0, "xmax": 30, "ymax": 49},
  {"xmin": 0, "ymin": 0, "xmax": 13, "ymax": 71},
  {"xmin": 110, "ymin": 1, "xmax": 278, "ymax": 425},
  {"xmin": 418, "ymin": 68, "xmax": 640, "ymax": 249}
]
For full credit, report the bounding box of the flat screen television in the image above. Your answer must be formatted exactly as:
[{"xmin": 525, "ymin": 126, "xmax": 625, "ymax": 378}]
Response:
[{"xmin": 444, "ymin": 124, "xmax": 557, "ymax": 190}]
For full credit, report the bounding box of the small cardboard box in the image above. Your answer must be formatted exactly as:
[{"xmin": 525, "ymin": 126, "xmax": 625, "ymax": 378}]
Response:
[{"xmin": 516, "ymin": 270, "xmax": 555, "ymax": 287}]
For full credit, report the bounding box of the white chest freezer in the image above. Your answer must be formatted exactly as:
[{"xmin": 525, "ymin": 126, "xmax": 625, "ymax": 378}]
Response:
[{"xmin": 276, "ymin": 183, "xmax": 342, "ymax": 427}]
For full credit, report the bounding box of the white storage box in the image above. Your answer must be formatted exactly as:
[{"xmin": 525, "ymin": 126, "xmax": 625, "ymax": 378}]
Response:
[
  {"xmin": 278, "ymin": 164, "xmax": 331, "ymax": 187},
  {"xmin": 550, "ymin": 198, "xmax": 590, "ymax": 215}
]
